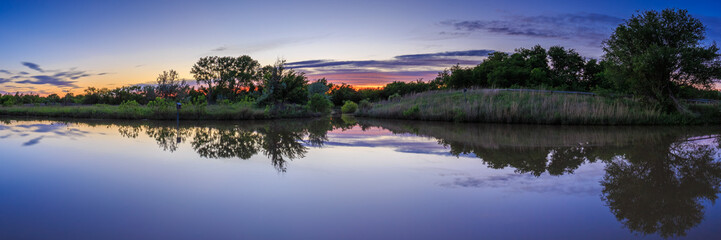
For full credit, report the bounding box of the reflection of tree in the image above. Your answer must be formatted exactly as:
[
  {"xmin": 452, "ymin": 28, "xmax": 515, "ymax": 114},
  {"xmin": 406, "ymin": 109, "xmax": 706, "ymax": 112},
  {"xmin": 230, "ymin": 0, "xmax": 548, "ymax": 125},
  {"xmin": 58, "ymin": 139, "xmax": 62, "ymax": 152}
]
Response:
[
  {"xmin": 145, "ymin": 126, "xmax": 190, "ymax": 152},
  {"xmin": 357, "ymin": 118, "xmax": 721, "ymax": 237},
  {"xmin": 601, "ymin": 139, "xmax": 721, "ymax": 238},
  {"xmin": 117, "ymin": 125, "xmax": 142, "ymax": 139},
  {"xmin": 191, "ymin": 128, "xmax": 260, "ymax": 159},
  {"xmin": 115, "ymin": 118, "xmax": 337, "ymax": 172},
  {"xmin": 258, "ymin": 123, "xmax": 307, "ymax": 172}
]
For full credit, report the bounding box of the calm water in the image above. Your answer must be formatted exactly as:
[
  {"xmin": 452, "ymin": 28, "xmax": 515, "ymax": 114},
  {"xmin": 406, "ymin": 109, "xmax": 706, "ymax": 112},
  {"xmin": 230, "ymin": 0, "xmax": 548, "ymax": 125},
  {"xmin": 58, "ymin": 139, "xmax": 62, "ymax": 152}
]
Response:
[{"xmin": 1, "ymin": 116, "xmax": 720, "ymax": 239}]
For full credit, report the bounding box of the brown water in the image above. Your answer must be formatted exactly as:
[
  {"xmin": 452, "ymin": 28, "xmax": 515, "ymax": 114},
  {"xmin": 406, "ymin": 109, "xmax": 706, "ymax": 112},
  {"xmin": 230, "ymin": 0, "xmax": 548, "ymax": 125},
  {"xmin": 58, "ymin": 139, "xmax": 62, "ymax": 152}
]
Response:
[{"xmin": 1, "ymin": 116, "xmax": 720, "ymax": 239}]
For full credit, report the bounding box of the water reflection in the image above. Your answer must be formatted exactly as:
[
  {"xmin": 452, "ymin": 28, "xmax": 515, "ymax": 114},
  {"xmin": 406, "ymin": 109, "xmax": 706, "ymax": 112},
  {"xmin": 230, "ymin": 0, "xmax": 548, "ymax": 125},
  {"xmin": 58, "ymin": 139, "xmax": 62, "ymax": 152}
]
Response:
[
  {"xmin": 601, "ymin": 138, "xmax": 721, "ymax": 238},
  {"xmin": 355, "ymin": 119, "xmax": 721, "ymax": 238},
  {"xmin": 1, "ymin": 117, "xmax": 720, "ymax": 238}
]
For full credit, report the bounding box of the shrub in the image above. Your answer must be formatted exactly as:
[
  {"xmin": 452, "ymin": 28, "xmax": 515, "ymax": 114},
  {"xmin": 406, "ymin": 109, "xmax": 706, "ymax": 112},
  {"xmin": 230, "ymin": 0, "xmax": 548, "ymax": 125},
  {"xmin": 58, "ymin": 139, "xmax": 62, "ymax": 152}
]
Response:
[
  {"xmin": 402, "ymin": 105, "xmax": 420, "ymax": 118},
  {"xmin": 358, "ymin": 99, "xmax": 372, "ymax": 111},
  {"xmin": 341, "ymin": 100, "xmax": 358, "ymax": 113},
  {"xmin": 307, "ymin": 93, "xmax": 332, "ymax": 113},
  {"xmin": 388, "ymin": 93, "xmax": 401, "ymax": 101},
  {"xmin": 147, "ymin": 97, "xmax": 173, "ymax": 114}
]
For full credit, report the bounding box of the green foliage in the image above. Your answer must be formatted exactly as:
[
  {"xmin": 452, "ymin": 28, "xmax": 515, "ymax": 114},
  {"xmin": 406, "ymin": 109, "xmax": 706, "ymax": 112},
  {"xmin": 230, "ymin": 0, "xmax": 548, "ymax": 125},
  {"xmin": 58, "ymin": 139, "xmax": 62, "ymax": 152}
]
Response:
[
  {"xmin": 603, "ymin": 8, "xmax": 721, "ymax": 112},
  {"xmin": 435, "ymin": 45, "xmax": 601, "ymax": 92},
  {"xmin": 355, "ymin": 89, "xmax": 711, "ymax": 124},
  {"xmin": 307, "ymin": 93, "xmax": 332, "ymax": 113},
  {"xmin": 388, "ymin": 93, "xmax": 401, "ymax": 101},
  {"xmin": 341, "ymin": 100, "xmax": 358, "ymax": 113},
  {"xmin": 402, "ymin": 105, "xmax": 420, "ymax": 118},
  {"xmin": 191, "ymin": 55, "xmax": 261, "ymax": 103},
  {"xmin": 147, "ymin": 97, "xmax": 173, "ymax": 114},
  {"xmin": 307, "ymin": 78, "xmax": 330, "ymax": 96},
  {"xmin": 358, "ymin": 99, "xmax": 372, "ymax": 111},
  {"xmin": 257, "ymin": 60, "xmax": 309, "ymax": 106},
  {"xmin": 155, "ymin": 69, "xmax": 189, "ymax": 100}
]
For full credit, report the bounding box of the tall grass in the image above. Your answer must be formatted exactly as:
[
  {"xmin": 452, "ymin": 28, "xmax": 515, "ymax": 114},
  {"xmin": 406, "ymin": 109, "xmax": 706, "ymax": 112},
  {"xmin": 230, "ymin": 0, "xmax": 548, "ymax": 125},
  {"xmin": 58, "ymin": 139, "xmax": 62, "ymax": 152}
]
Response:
[
  {"xmin": 356, "ymin": 89, "xmax": 716, "ymax": 125},
  {"xmin": 0, "ymin": 103, "xmax": 317, "ymax": 120}
]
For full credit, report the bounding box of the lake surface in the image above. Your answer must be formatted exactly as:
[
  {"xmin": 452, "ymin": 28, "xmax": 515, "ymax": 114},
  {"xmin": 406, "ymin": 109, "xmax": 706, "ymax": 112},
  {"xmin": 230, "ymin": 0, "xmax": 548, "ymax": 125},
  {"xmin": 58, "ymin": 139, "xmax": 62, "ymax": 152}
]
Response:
[{"xmin": 1, "ymin": 116, "xmax": 720, "ymax": 239}]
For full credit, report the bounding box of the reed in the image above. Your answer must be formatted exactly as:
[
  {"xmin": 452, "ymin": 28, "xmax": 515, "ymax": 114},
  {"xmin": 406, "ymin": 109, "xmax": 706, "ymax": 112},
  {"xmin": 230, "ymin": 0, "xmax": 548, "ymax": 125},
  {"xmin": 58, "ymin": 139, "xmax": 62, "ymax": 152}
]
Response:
[
  {"xmin": 356, "ymin": 89, "xmax": 717, "ymax": 125},
  {"xmin": 0, "ymin": 103, "xmax": 316, "ymax": 120}
]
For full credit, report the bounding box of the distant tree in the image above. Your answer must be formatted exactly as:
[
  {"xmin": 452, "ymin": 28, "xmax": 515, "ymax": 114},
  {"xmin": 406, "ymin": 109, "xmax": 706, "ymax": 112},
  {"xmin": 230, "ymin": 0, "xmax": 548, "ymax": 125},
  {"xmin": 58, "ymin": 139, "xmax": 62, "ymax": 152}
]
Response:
[
  {"xmin": 603, "ymin": 9, "xmax": 721, "ymax": 112},
  {"xmin": 191, "ymin": 56, "xmax": 261, "ymax": 103},
  {"xmin": 257, "ymin": 60, "xmax": 309, "ymax": 106},
  {"xmin": 155, "ymin": 69, "xmax": 189, "ymax": 100},
  {"xmin": 45, "ymin": 93, "xmax": 61, "ymax": 104},
  {"xmin": 548, "ymin": 46, "xmax": 585, "ymax": 89},
  {"xmin": 307, "ymin": 78, "xmax": 330, "ymax": 97}
]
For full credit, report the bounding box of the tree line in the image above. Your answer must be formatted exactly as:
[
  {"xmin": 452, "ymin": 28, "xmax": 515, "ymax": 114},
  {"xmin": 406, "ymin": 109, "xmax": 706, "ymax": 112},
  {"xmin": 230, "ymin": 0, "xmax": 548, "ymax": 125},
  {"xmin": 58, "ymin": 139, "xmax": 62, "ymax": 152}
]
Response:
[{"xmin": 1, "ymin": 9, "xmax": 719, "ymax": 113}]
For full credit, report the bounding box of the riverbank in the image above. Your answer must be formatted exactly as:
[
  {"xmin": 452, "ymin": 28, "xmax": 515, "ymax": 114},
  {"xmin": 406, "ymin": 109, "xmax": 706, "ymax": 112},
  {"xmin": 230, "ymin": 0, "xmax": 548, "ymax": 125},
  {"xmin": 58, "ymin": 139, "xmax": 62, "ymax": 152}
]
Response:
[
  {"xmin": 0, "ymin": 103, "xmax": 318, "ymax": 120},
  {"xmin": 355, "ymin": 89, "xmax": 721, "ymax": 125}
]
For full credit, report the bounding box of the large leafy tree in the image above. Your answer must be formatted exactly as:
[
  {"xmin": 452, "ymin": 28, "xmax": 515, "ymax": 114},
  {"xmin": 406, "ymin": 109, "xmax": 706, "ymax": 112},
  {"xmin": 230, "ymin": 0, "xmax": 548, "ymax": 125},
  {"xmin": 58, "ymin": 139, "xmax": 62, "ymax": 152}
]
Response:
[
  {"xmin": 190, "ymin": 55, "xmax": 260, "ymax": 102},
  {"xmin": 257, "ymin": 60, "xmax": 309, "ymax": 106},
  {"xmin": 603, "ymin": 9, "xmax": 721, "ymax": 112}
]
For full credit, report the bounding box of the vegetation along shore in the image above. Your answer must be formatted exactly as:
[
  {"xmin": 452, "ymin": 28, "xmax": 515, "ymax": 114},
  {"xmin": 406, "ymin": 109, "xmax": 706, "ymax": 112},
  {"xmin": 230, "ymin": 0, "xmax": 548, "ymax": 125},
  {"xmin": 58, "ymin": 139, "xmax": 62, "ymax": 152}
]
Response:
[{"xmin": 1, "ymin": 9, "xmax": 720, "ymax": 124}]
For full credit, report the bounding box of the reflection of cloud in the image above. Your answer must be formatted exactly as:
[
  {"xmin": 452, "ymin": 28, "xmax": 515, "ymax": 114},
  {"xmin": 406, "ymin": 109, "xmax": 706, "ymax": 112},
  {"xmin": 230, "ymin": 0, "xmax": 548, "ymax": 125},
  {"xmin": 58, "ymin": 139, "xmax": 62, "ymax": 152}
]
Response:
[
  {"xmin": 441, "ymin": 163, "xmax": 606, "ymax": 196},
  {"xmin": 22, "ymin": 62, "xmax": 44, "ymax": 72},
  {"xmin": 14, "ymin": 123, "xmax": 89, "ymax": 137},
  {"xmin": 22, "ymin": 136, "xmax": 43, "ymax": 146},
  {"xmin": 323, "ymin": 129, "xmax": 463, "ymax": 156},
  {"xmin": 442, "ymin": 13, "xmax": 623, "ymax": 46}
]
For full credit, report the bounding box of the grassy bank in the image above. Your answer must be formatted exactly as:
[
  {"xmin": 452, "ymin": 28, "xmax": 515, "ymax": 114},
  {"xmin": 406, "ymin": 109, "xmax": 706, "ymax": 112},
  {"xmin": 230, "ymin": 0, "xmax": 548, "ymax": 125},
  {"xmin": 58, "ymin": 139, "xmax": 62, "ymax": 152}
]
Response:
[
  {"xmin": 355, "ymin": 89, "xmax": 721, "ymax": 125},
  {"xmin": 0, "ymin": 103, "xmax": 318, "ymax": 120}
]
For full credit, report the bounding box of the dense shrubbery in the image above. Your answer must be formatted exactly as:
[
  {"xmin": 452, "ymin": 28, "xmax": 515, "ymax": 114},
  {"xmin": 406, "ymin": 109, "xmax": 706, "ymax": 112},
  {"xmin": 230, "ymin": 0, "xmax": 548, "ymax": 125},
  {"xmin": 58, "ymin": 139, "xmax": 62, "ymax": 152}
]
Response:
[{"xmin": 341, "ymin": 101, "xmax": 358, "ymax": 113}]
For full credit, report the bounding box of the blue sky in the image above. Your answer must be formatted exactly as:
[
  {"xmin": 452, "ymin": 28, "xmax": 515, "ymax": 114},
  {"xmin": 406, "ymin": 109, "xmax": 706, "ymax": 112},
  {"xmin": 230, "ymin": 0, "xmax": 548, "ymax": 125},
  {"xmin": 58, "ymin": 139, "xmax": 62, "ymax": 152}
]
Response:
[{"xmin": 1, "ymin": 0, "xmax": 720, "ymax": 94}]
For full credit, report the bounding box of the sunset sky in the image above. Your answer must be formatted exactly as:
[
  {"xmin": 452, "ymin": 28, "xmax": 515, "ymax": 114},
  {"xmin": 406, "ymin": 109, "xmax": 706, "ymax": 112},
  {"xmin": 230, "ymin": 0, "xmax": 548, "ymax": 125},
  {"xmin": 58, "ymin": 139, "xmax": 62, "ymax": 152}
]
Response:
[{"xmin": 1, "ymin": 0, "xmax": 720, "ymax": 95}]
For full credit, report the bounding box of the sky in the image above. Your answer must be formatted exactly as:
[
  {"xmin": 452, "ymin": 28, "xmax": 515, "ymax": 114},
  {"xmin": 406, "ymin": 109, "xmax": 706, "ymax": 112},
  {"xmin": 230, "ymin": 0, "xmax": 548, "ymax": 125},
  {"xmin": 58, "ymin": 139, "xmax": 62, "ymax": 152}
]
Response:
[{"xmin": 1, "ymin": 0, "xmax": 720, "ymax": 95}]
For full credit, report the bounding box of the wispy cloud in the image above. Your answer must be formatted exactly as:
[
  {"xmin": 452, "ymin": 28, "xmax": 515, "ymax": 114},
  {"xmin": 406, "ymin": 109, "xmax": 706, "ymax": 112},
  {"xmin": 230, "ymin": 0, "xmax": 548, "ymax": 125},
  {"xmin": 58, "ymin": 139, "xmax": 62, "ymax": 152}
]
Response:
[
  {"xmin": 3, "ymin": 62, "xmax": 107, "ymax": 89},
  {"xmin": 211, "ymin": 46, "xmax": 228, "ymax": 52},
  {"xmin": 0, "ymin": 70, "xmax": 11, "ymax": 74},
  {"xmin": 286, "ymin": 49, "xmax": 494, "ymax": 86},
  {"xmin": 21, "ymin": 62, "xmax": 44, "ymax": 72},
  {"xmin": 287, "ymin": 49, "xmax": 493, "ymax": 72},
  {"xmin": 442, "ymin": 13, "xmax": 623, "ymax": 46},
  {"xmin": 16, "ymin": 75, "xmax": 79, "ymax": 87}
]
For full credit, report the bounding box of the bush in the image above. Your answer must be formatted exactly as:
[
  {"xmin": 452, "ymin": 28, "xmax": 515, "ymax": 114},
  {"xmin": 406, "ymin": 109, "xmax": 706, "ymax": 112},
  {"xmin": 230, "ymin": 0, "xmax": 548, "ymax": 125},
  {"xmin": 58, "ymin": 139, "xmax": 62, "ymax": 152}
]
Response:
[
  {"xmin": 147, "ymin": 97, "xmax": 173, "ymax": 114},
  {"xmin": 358, "ymin": 99, "xmax": 372, "ymax": 111},
  {"xmin": 388, "ymin": 93, "xmax": 401, "ymax": 101},
  {"xmin": 341, "ymin": 100, "xmax": 358, "ymax": 113},
  {"xmin": 307, "ymin": 93, "xmax": 332, "ymax": 113},
  {"xmin": 402, "ymin": 105, "xmax": 420, "ymax": 118}
]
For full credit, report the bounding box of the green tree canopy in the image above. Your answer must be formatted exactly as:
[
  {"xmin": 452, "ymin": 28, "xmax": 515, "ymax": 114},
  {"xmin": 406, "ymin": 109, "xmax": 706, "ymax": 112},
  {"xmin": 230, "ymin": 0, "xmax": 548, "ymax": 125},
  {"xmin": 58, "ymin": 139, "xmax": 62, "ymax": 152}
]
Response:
[{"xmin": 603, "ymin": 9, "xmax": 721, "ymax": 112}]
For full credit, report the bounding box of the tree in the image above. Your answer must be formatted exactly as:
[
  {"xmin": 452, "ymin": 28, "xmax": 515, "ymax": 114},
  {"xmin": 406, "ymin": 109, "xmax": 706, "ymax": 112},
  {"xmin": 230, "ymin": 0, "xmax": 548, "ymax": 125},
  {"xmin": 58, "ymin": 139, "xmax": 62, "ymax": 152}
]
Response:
[
  {"xmin": 191, "ymin": 55, "xmax": 260, "ymax": 103},
  {"xmin": 307, "ymin": 78, "xmax": 330, "ymax": 97},
  {"xmin": 603, "ymin": 9, "xmax": 721, "ymax": 112},
  {"xmin": 257, "ymin": 60, "xmax": 309, "ymax": 106},
  {"xmin": 156, "ymin": 69, "xmax": 189, "ymax": 100}
]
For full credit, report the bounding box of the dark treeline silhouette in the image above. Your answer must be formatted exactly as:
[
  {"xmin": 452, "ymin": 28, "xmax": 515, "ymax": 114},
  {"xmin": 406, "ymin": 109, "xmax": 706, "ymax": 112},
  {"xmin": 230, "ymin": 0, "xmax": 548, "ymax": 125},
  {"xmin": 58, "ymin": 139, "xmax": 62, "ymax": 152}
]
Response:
[{"xmin": 2, "ymin": 9, "xmax": 718, "ymax": 114}]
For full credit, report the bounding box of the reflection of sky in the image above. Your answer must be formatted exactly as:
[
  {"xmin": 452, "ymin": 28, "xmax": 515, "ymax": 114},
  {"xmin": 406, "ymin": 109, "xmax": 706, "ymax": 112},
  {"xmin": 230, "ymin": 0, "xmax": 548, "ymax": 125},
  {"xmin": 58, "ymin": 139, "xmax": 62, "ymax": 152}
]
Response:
[
  {"xmin": 0, "ymin": 121, "xmax": 91, "ymax": 146},
  {"xmin": 1, "ymin": 119, "xmax": 721, "ymax": 239},
  {"xmin": 323, "ymin": 126, "xmax": 472, "ymax": 157}
]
